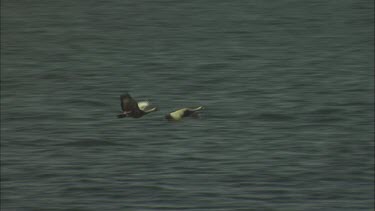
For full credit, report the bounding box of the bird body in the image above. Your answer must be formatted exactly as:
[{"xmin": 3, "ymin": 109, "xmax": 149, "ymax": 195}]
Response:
[
  {"xmin": 165, "ymin": 106, "xmax": 204, "ymax": 121},
  {"xmin": 118, "ymin": 93, "xmax": 157, "ymax": 118}
]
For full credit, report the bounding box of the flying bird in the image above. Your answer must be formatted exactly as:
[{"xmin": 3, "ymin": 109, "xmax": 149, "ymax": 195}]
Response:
[
  {"xmin": 117, "ymin": 93, "xmax": 158, "ymax": 118},
  {"xmin": 165, "ymin": 106, "xmax": 204, "ymax": 121}
]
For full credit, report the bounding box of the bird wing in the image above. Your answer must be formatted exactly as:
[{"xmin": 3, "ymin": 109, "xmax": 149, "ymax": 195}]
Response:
[
  {"xmin": 137, "ymin": 101, "xmax": 150, "ymax": 111},
  {"xmin": 120, "ymin": 93, "xmax": 141, "ymax": 112},
  {"xmin": 184, "ymin": 106, "xmax": 204, "ymax": 117},
  {"xmin": 188, "ymin": 106, "xmax": 204, "ymax": 112},
  {"xmin": 170, "ymin": 108, "xmax": 187, "ymax": 120},
  {"xmin": 138, "ymin": 101, "xmax": 158, "ymax": 113}
]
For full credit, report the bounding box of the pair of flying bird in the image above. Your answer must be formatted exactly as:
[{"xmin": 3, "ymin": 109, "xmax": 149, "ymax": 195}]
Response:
[{"xmin": 117, "ymin": 93, "xmax": 204, "ymax": 121}]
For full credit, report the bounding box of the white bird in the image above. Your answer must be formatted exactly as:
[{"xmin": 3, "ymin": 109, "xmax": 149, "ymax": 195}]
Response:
[{"xmin": 165, "ymin": 106, "xmax": 204, "ymax": 121}]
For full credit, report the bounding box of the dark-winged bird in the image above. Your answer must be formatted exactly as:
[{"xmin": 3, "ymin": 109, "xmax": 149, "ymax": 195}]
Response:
[
  {"xmin": 117, "ymin": 93, "xmax": 158, "ymax": 118},
  {"xmin": 165, "ymin": 106, "xmax": 204, "ymax": 121}
]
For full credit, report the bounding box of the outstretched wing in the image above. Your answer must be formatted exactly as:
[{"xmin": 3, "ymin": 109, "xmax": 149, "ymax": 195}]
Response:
[
  {"xmin": 183, "ymin": 106, "xmax": 204, "ymax": 117},
  {"xmin": 138, "ymin": 101, "xmax": 159, "ymax": 113},
  {"xmin": 137, "ymin": 101, "xmax": 150, "ymax": 111},
  {"xmin": 189, "ymin": 106, "xmax": 204, "ymax": 111},
  {"xmin": 120, "ymin": 93, "xmax": 140, "ymax": 112}
]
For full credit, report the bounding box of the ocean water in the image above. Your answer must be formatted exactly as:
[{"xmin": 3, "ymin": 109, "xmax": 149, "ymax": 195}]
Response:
[{"xmin": 1, "ymin": 0, "xmax": 374, "ymax": 210}]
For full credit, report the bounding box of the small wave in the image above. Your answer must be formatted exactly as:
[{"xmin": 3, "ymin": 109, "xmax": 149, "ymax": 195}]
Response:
[
  {"xmin": 255, "ymin": 113, "xmax": 296, "ymax": 121},
  {"xmin": 311, "ymin": 107, "xmax": 346, "ymax": 115},
  {"xmin": 307, "ymin": 107, "xmax": 348, "ymax": 123},
  {"xmin": 55, "ymin": 139, "xmax": 120, "ymax": 147}
]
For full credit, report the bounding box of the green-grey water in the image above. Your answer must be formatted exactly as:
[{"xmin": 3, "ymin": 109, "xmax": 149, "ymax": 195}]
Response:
[{"xmin": 1, "ymin": 0, "xmax": 374, "ymax": 210}]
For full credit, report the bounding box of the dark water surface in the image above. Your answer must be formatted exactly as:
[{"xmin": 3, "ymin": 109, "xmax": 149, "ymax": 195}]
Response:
[{"xmin": 1, "ymin": 0, "xmax": 374, "ymax": 210}]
